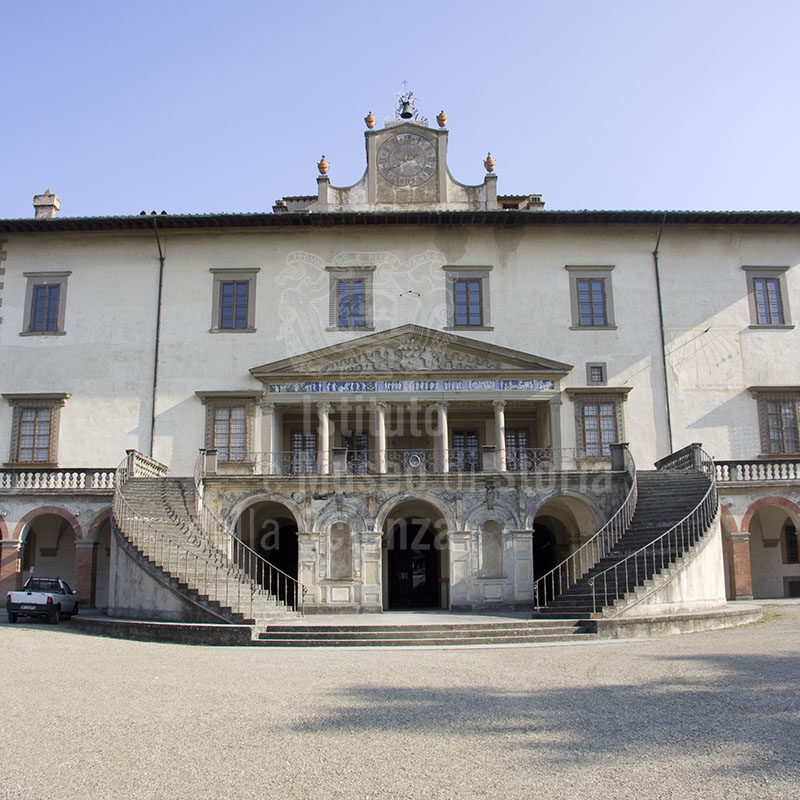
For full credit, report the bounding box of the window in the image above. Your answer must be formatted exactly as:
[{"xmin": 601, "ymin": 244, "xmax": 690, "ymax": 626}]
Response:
[
  {"xmin": 567, "ymin": 388, "xmax": 630, "ymax": 458},
  {"xmin": 784, "ymin": 523, "xmax": 799, "ymax": 565},
  {"xmin": 291, "ymin": 431, "xmax": 317, "ymax": 474},
  {"xmin": 451, "ymin": 429, "xmax": 479, "ymax": 472},
  {"xmin": 454, "ymin": 278, "xmax": 482, "ymax": 326},
  {"xmin": 197, "ymin": 392, "xmax": 260, "ymax": 462},
  {"xmin": 743, "ymin": 266, "xmax": 792, "ymax": 327},
  {"xmin": 566, "ymin": 266, "xmax": 615, "ymax": 329},
  {"xmin": 210, "ymin": 269, "xmax": 258, "ymax": 332},
  {"xmin": 3, "ymin": 393, "xmax": 69, "ymax": 465},
  {"xmin": 505, "ymin": 428, "xmax": 530, "ymax": 471},
  {"xmin": 342, "ymin": 432, "xmax": 368, "ymax": 474},
  {"xmin": 443, "ymin": 266, "xmax": 492, "ymax": 329},
  {"xmin": 752, "ymin": 388, "xmax": 800, "ymax": 455},
  {"xmin": 326, "ymin": 266, "xmax": 374, "ymax": 330},
  {"xmin": 21, "ymin": 272, "xmax": 70, "ymax": 335},
  {"xmin": 337, "ymin": 278, "xmax": 367, "ymax": 328},
  {"xmin": 586, "ymin": 362, "xmax": 607, "ymax": 386},
  {"xmin": 213, "ymin": 406, "xmax": 248, "ymax": 461}
]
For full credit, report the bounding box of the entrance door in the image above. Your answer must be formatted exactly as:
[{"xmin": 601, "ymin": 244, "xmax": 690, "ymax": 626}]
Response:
[{"xmin": 387, "ymin": 521, "xmax": 440, "ymax": 609}]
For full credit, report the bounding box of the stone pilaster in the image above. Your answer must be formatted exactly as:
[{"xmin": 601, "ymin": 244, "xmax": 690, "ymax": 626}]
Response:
[{"xmin": 730, "ymin": 532, "xmax": 754, "ymax": 600}]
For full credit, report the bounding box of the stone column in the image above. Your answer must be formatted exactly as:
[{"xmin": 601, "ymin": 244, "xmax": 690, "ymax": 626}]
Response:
[
  {"xmin": 318, "ymin": 402, "xmax": 331, "ymax": 475},
  {"xmin": 75, "ymin": 540, "xmax": 98, "ymax": 608},
  {"xmin": 730, "ymin": 532, "xmax": 754, "ymax": 600},
  {"xmin": 260, "ymin": 401, "xmax": 275, "ymax": 474},
  {"xmin": 548, "ymin": 395, "xmax": 563, "ymax": 470},
  {"xmin": 493, "ymin": 399, "xmax": 507, "ymax": 472},
  {"xmin": 375, "ymin": 402, "xmax": 387, "ymax": 474},
  {"xmin": 437, "ymin": 400, "xmax": 449, "ymax": 473},
  {"xmin": 0, "ymin": 539, "xmax": 22, "ymax": 595}
]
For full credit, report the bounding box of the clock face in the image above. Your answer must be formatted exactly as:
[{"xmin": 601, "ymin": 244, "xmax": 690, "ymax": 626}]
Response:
[{"xmin": 377, "ymin": 133, "xmax": 437, "ymax": 187}]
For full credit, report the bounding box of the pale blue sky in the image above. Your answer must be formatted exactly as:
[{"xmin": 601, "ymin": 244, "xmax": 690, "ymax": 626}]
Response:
[{"xmin": 2, "ymin": 0, "xmax": 798, "ymax": 217}]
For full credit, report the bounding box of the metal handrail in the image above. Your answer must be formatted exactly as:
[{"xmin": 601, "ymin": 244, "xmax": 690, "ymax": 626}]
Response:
[
  {"xmin": 533, "ymin": 445, "xmax": 637, "ymax": 609},
  {"xmin": 588, "ymin": 447, "xmax": 719, "ymax": 615},
  {"xmin": 193, "ymin": 452, "xmax": 305, "ymax": 613}
]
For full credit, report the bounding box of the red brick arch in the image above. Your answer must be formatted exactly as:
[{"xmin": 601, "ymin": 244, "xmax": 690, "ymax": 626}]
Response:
[
  {"xmin": 741, "ymin": 496, "xmax": 800, "ymax": 533},
  {"xmin": 0, "ymin": 517, "xmax": 9, "ymax": 540},
  {"xmin": 719, "ymin": 507, "xmax": 738, "ymax": 535},
  {"xmin": 87, "ymin": 508, "xmax": 112, "ymax": 543},
  {"xmin": 12, "ymin": 505, "xmax": 84, "ymax": 542}
]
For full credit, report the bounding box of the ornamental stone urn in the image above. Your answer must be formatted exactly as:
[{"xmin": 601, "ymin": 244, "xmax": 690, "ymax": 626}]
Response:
[
  {"xmin": 436, "ymin": 110, "xmax": 448, "ymax": 128},
  {"xmin": 483, "ymin": 152, "xmax": 496, "ymax": 173},
  {"xmin": 317, "ymin": 155, "xmax": 330, "ymax": 175},
  {"xmin": 364, "ymin": 111, "xmax": 377, "ymax": 129}
]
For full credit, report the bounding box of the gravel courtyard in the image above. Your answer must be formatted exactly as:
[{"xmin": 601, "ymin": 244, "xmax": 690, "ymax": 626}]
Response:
[{"xmin": 1, "ymin": 605, "xmax": 798, "ymax": 800}]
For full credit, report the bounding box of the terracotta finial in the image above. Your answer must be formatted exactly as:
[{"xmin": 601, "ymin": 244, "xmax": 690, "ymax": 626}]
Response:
[
  {"xmin": 484, "ymin": 152, "xmax": 496, "ymax": 173},
  {"xmin": 364, "ymin": 111, "xmax": 377, "ymax": 129},
  {"xmin": 317, "ymin": 155, "xmax": 330, "ymax": 175},
  {"xmin": 436, "ymin": 110, "xmax": 448, "ymax": 128}
]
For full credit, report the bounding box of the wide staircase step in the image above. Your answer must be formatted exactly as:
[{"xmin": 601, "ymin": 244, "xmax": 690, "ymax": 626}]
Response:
[
  {"xmin": 534, "ymin": 469, "xmax": 713, "ymax": 618},
  {"xmin": 255, "ymin": 619, "xmax": 597, "ymax": 647},
  {"xmin": 116, "ymin": 477, "xmax": 299, "ymax": 624}
]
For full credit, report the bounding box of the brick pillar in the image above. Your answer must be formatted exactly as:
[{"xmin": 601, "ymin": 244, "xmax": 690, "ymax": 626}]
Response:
[
  {"xmin": 730, "ymin": 533, "xmax": 754, "ymax": 600},
  {"xmin": 75, "ymin": 541, "xmax": 98, "ymax": 608},
  {"xmin": 0, "ymin": 540, "xmax": 22, "ymax": 596}
]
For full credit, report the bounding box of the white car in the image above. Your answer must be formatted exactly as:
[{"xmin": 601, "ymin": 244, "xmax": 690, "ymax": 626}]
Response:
[{"xmin": 6, "ymin": 577, "xmax": 79, "ymax": 624}]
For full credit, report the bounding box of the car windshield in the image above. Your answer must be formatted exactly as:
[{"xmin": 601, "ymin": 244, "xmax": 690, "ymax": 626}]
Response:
[{"xmin": 25, "ymin": 579, "xmax": 61, "ymax": 593}]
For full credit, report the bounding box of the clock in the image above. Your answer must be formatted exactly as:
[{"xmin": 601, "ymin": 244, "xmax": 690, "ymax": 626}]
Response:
[{"xmin": 377, "ymin": 133, "xmax": 437, "ymax": 187}]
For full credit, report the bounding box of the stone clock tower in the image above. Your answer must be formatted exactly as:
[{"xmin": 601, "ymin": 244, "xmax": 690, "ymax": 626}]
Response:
[{"xmin": 275, "ymin": 93, "xmax": 526, "ymax": 213}]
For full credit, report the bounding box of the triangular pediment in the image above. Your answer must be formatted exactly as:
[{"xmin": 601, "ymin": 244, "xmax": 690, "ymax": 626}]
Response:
[{"xmin": 250, "ymin": 325, "xmax": 572, "ymax": 380}]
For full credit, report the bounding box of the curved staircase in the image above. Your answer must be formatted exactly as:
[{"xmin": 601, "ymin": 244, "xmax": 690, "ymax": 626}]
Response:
[
  {"xmin": 113, "ymin": 458, "xmax": 300, "ymax": 625},
  {"xmin": 534, "ymin": 445, "xmax": 719, "ymax": 619}
]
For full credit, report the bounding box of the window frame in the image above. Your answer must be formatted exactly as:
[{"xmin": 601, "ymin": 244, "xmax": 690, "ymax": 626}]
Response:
[
  {"xmin": 21, "ymin": 271, "xmax": 70, "ymax": 336},
  {"xmin": 442, "ymin": 266, "xmax": 493, "ymax": 330},
  {"xmin": 750, "ymin": 387, "xmax": 800, "ymax": 455},
  {"xmin": 326, "ymin": 266, "xmax": 375, "ymax": 331},
  {"xmin": 3, "ymin": 393, "xmax": 69, "ymax": 466},
  {"xmin": 196, "ymin": 391, "xmax": 262, "ymax": 463},
  {"xmin": 566, "ymin": 265, "xmax": 616, "ymax": 330},
  {"xmin": 743, "ymin": 266, "xmax": 792, "ymax": 328},
  {"xmin": 566, "ymin": 388, "xmax": 631, "ymax": 459},
  {"xmin": 209, "ymin": 269, "xmax": 259, "ymax": 333},
  {"xmin": 586, "ymin": 362, "xmax": 608, "ymax": 386}
]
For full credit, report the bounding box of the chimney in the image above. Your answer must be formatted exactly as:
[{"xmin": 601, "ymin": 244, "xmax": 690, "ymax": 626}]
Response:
[{"xmin": 33, "ymin": 189, "xmax": 61, "ymax": 219}]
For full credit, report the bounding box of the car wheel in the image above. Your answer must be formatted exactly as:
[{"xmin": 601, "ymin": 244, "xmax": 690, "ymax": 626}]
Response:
[
  {"xmin": 8, "ymin": 612, "xmax": 18, "ymax": 624},
  {"xmin": 73, "ymin": 603, "xmax": 79, "ymax": 617},
  {"xmin": 48, "ymin": 607, "xmax": 60, "ymax": 625}
]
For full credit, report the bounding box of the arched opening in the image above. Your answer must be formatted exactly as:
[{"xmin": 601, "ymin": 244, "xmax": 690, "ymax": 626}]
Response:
[
  {"xmin": 747, "ymin": 503, "xmax": 800, "ymax": 598},
  {"xmin": 234, "ymin": 501, "xmax": 299, "ymax": 605},
  {"xmin": 20, "ymin": 513, "xmax": 78, "ymax": 586},
  {"xmin": 532, "ymin": 496, "xmax": 598, "ymax": 602},
  {"xmin": 382, "ymin": 498, "xmax": 448, "ymax": 610}
]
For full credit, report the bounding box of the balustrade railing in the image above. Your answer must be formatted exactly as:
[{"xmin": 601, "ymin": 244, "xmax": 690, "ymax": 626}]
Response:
[
  {"xmin": 715, "ymin": 459, "xmax": 800, "ymax": 483},
  {"xmin": 193, "ymin": 453, "xmax": 305, "ymax": 612},
  {"xmin": 588, "ymin": 445, "xmax": 718, "ymax": 615},
  {"xmin": 533, "ymin": 445, "xmax": 637, "ymax": 610},
  {"xmin": 0, "ymin": 467, "xmax": 116, "ymax": 490}
]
